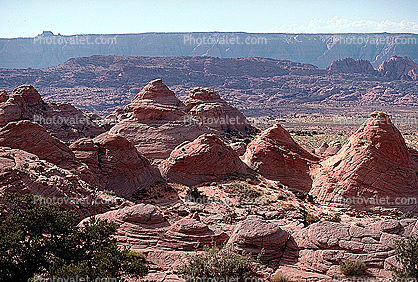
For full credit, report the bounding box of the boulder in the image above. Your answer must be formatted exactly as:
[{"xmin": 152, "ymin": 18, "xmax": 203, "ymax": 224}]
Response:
[{"xmin": 226, "ymin": 215, "xmax": 290, "ymax": 264}]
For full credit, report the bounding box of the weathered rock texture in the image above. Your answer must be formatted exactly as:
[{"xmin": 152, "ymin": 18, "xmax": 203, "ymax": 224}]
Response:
[
  {"xmin": 287, "ymin": 220, "xmax": 418, "ymax": 279},
  {"xmin": 184, "ymin": 87, "xmax": 256, "ymax": 134},
  {"xmin": 377, "ymin": 56, "xmax": 418, "ymax": 80},
  {"xmin": 226, "ymin": 215, "xmax": 290, "ymax": 264},
  {"xmin": 160, "ymin": 134, "xmax": 248, "ymax": 186},
  {"xmin": 0, "ymin": 85, "xmax": 105, "ymax": 141},
  {"xmin": 108, "ymin": 79, "xmax": 213, "ymax": 160},
  {"xmin": 70, "ymin": 132, "xmax": 157, "ymax": 198},
  {"xmin": 0, "ymin": 146, "xmax": 112, "ymax": 216},
  {"xmin": 243, "ymin": 124, "xmax": 319, "ymax": 191},
  {"xmin": 310, "ymin": 111, "xmax": 418, "ymax": 210},
  {"xmin": 327, "ymin": 58, "xmax": 377, "ymax": 75},
  {"xmin": 315, "ymin": 141, "xmax": 342, "ymax": 158}
]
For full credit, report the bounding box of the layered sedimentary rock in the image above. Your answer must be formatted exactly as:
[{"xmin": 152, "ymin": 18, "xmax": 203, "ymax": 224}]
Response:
[
  {"xmin": 184, "ymin": 87, "xmax": 256, "ymax": 134},
  {"xmin": 327, "ymin": 58, "xmax": 377, "ymax": 75},
  {"xmin": 160, "ymin": 134, "xmax": 248, "ymax": 186},
  {"xmin": 160, "ymin": 218, "xmax": 229, "ymax": 250},
  {"xmin": 315, "ymin": 141, "xmax": 342, "ymax": 158},
  {"xmin": 310, "ymin": 112, "xmax": 418, "ymax": 210},
  {"xmin": 226, "ymin": 215, "xmax": 290, "ymax": 264},
  {"xmin": 108, "ymin": 79, "xmax": 213, "ymax": 160},
  {"xmin": 242, "ymin": 124, "xmax": 319, "ymax": 191},
  {"xmin": 377, "ymin": 56, "xmax": 418, "ymax": 80},
  {"xmin": 0, "ymin": 147, "xmax": 111, "ymax": 216},
  {"xmin": 0, "ymin": 85, "xmax": 105, "ymax": 141},
  {"xmin": 288, "ymin": 220, "xmax": 418, "ymax": 279},
  {"xmin": 70, "ymin": 132, "xmax": 156, "ymax": 197}
]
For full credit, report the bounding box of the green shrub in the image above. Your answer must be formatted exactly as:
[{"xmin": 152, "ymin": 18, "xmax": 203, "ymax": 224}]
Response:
[
  {"xmin": 325, "ymin": 214, "xmax": 341, "ymax": 223},
  {"xmin": 305, "ymin": 214, "xmax": 319, "ymax": 226},
  {"xmin": 391, "ymin": 237, "xmax": 418, "ymax": 280},
  {"xmin": 398, "ymin": 211, "xmax": 416, "ymax": 220},
  {"xmin": 177, "ymin": 244, "xmax": 260, "ymax": 280},
  {"xmin": 0, "ymin": 193, "xmax": 148, "ymax": 281},
  {"xmin": 224, "ymin": 183, "xmax": 261, "ymax": 201},
  {"xmin": 270, "ymin": 271, "xmax": 292, "ymax": 282},
  {"xmin": 339, "ymin": 259, "xmax": 366, "ymax": 276},
  {"xmin": 185, "ymin": 187, "xmax": 205, "ymax": 201}
]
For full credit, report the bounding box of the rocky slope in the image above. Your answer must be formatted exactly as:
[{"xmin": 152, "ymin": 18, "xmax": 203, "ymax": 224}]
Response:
[
  {"xmin": 1, "ymin": 56, "xmax": 418, "ymax": 117},
  {"xmin": 70, "ymin": 132, "xmax": 158, "ymax": 198},
  {"xmin": 1, "ymin": 32, "xmax": 417, "ymax": 69},
  {"xmin": 107, "ymin": 79, "xmax": 215, "ymax": 160},
  {"xmin": 160, "ymin": 134, "xmax": 249, "ymax": 186},
  {"xmin": 377, "ymin": 55, "xmax": 418, "ymax": 80},
  {"xmin": 310, "ymin": 111, "xmax": 418, "ymax": 211},
  {"xmin": 243, "ymin": 123, "xmax": 319, "ymax": 191},
  {"xmin": 0, "ymin": 85, "xmax": 106, "ymax": 141}
]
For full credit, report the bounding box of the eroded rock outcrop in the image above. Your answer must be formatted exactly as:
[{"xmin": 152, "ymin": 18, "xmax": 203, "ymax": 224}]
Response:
[
  {"xmin": 242, "ymin": 124, "xmax": 319, "ymax": 191},
  {"xmin": 160, "ymin": 134, "xmax": 248, "ymax": 186},
  {"xmin": 160, "ymin": 218, "xmax": 228, "ymax": 250},
  {"xmin": 108, "ymin": 79, "xmax": 213, "ymax": 160},
  {"xmin": 327, "ymin": 58, "xmax": 377, "ymax": 75},
  {"xmin": 0, "ymin": 85, "xmax": 105, "ymax": 141},
  {"xmin": 70, "ymin": 132, "xmax": 157, "ymax": 198},
  {"xmin": 310, "ymin": 112, "xmax": 418, "ymax": 210},
  {"xmin": 184, "ymin": 87, "xmax": 256, "ymax": 134},
  {"xmin": 377, "ymin": 56, "xmax": 418, "ymax": 80},
  {"xmin": 226, "ymin": 215, "xmax": 290, "ymax": 264},
  {"xmin": 287, "ymin": 220, "xmax": 418, "ymax": 279},
  {"xmin": 0, "ymin": 147, "xmax": 113, "ymax": 217},
  {"xmin": 315, "ymin": 141, "xmax": 342, "ymax": 158}
]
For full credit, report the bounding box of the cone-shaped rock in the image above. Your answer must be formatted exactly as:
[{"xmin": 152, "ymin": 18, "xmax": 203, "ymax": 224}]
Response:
[
  {"xmin": 242, "ymin": 124, "xmax": 319, "ymax": 191},
  {"xmin": 160, "ymin": 134, "xmax": 248, "ymax": 186},
  {"xmin": 309, "ymin": 112, "xmax": 418, "ymax": 210},
  {"xmin": 108, "ymin": 79, "xmax": 213, "ymax": 160},
  {"xmin": 184, "ymin": 87, "xmax": 257, "ymax": 134}
]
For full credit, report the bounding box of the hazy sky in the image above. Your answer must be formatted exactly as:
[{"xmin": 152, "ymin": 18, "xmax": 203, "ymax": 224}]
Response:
[{"xmin": 1, "ymin": 0, "xmax": 417, "ymax": 37}]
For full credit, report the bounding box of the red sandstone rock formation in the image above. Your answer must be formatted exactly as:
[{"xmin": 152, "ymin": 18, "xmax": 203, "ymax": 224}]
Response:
[
  {"xmin": 0, "ymin": 85, "xmax": 105, "ymax": 141},
  {"xmin": 327, "ymin": 57, "xmax": 377, "ymax": 75},
  {"xmin": 107, "ymin": 79, "xmax": 214, "ymax": 160},
  {"xmin": 70, "ymin": 132, "xmax": 157, "ymax": 198},
  {"xmin": 184, "ymin": 87, "xmax": 256, "ymax": 134},
  {"xmin": 377, "ymin": 56, "xmax": 418, "ymax": 80},
  {"xmin": 0, "ymin": 147, "xmax": 114, "ymax": 217},
  {"xmin": 226, "ymin": 215, "xmax": 290, "ymax": 264},
  {"xmin": 159, "ymin": 134, "xmax": 248, "ymax": 186},
  {"xmin": 309, "ymin": 111, "xmax": 418, "ymax": 210},
  {"xmin": 242, "ymin": 124, "xmax": 319, "ymax": 191}
]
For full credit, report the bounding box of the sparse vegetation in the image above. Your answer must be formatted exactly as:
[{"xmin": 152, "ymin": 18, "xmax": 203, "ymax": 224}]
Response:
[
  {"xmin": 177, "ymin": 244, "xmax": 260, "ymax": 280},
  {"xmin": 325, "ymin": 214, "xmax": 341, "ymax": 223},
  {"xmin": 391, "ymin": 237, "xmax": 418, "ymax": 280},
  {"xmin": 224, "ymin": 183, "xmax": 261, "ymax": 201},
  {"xmin": 0, "ymin": 193, "xmax": 148, "ymax": 281},
  {"xmin": 305, "ymin": 214, "xmax": 320, "ymax": 226},
  {"xmin": 339, "ymin": 259, "xmax": 366, "ymax": 276},
  {"xmin": 270, "ymin": 271, "xmax": 292, "ymax": 282},
  {"xmin": 355, "ymin": 222, "xmax": 365, "ymax": 228}
]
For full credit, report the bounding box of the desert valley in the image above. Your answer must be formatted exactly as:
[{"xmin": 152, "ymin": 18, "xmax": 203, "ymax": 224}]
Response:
[{"xmin": 1, "ymin": 49, "xmax": 418, "ymax": 281}]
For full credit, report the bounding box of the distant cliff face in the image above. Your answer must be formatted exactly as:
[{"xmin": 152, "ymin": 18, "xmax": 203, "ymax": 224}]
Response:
[{"xmin": 0, "ymin": 32, "xmax": 417, "ymax": 69}]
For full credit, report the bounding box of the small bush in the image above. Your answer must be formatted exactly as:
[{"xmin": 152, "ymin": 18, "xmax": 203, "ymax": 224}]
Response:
[
  {"xmin": 306, "ymin": 194, "xmax": 315, "ymax": 203},
  {"xmin": 305, "ymin": 214, "xmax": 319, "ymax": 226},
  {"xmin": 325, "ymin": 214, "xmax": 341, "ymax": 223},
  {"xmin": 177, "ymin": 244, "xmax": 260, "ymax": 280},
  {"xmin": 391, "ymin": 237, "xmax": 418, "ymax": 280},
  {"xmin": 270, "ymin": 271, "xmax": 292, "ymax": 282},
  {"xmin": 355, "ymin": 222, "xmax": 365, "ymax": 228},
  {"xmin": 339, "ymin": 259, "xmax": 366, "ymax": 276},
  {"xmin": 399, "ymin": 211, "xmax": 416, "ymax": 220},
  {"xmin": 224, "ymin": 183, "xmax": 261, "ymax": 201}
]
